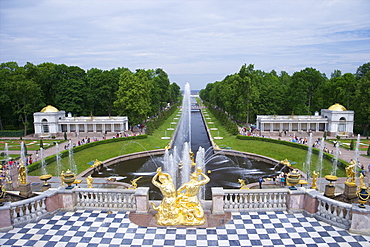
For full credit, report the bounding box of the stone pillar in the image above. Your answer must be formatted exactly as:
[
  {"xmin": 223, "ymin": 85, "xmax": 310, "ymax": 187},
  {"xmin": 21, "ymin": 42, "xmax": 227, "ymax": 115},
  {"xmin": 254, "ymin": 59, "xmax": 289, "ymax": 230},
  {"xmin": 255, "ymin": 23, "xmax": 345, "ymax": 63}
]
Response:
[
  {"xmin": 84, "ymin": 124, "xmax": 88, "ymax": 133},
  {"xmin": 76, "ymin": 124, "xmax": 79, "ymax": 133},
  {"xmin": 279, "ymin": 123, "xmax": 283, "ymax": 132},
  {"xmin": 289, "ymin": 123, "xmax": 292, "ymax": 132},
  {"xmin": 298, "ymin": 123, "xmax": 301, "ymax": 131},
  {"xmin": 93, "ymin": 124, "xmax": 97, "ymax": 133},
  {"xmin": 304, "ymin": 189, "xmax": 320, "ymax": 215},
  {"xmin": 343, "ymin": 183, "xmax": 357, "ymax": 199},
  {"xmin": 102, "ymin": 124, "xmax": 106, "ymax": 133},
  {"xmin": 212, "ymin": 187, "xmax": 224, "ymax": 215},
  {"xmin": 261, "ymin": 123, "xmax": 264, "ymax": 132},
  {"xmin": 315, "ymin": 123, "xmax": 319, "ymax": 131},
  {"xmin": 134, "ymin": 187, "xmax": 149, "ymax": 214},
  {"xmin": 307, "ymin": 123, "xmax": 311, "ymax": 131},
  {"xmin": 0, "ymin": 205, "xmax": 12, "ymax": 231},
  {"xmin": 287, "ymin": 187, "xmax": 305, "ymax": 213},
  {"xmin": 19, "ymin": 183, "xmax": 32, "ymax": 197},
  {"xmin": 270, "ymin": 123, "xmax": 273, "ymax": 132},
  {"xmin": 67, "ymin": 124, "xmax": 71, "ymax": 133},
  {"xmin": 111, "ymin": 123, "xmax": 115, "ymax": 133},
  {"xmin": 59, "ymin": 187, "xmax": 76, "ymax": 210},
  {"xmin": 324, "ymin": 184, "xmax": 335, "ymax": 198},
  {"xmin": 349, "ymin": 205, "xmax": 370, "ymax": 236}
]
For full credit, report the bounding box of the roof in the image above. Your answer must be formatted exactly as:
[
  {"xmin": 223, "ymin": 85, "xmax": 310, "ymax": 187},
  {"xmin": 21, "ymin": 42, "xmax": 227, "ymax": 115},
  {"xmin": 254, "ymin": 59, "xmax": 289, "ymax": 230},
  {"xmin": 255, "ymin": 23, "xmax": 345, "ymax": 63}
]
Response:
[
  {"xmin": 40, "ymin": 105, "xmax": 59, "ymax": 113},
  {"xmin": 328, "ymin": 103, "xmax": 346, "ymax": 111}
]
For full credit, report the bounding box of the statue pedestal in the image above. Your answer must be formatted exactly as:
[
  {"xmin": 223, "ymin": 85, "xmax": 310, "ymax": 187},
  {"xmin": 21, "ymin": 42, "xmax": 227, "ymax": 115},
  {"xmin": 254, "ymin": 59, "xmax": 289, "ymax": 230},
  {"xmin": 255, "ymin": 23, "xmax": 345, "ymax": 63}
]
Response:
[
  {"xmin": 324, "ymin": 185, "xmax": 335, "ymax": 198},
  {"xmin": 19, "ymin": 183, "xmax": 32, "ymax": 197},
  {"xmin": 344, "ymin": 182, "xmax": 357, "ymax": 199},
  {"xmin": 42, "ymin": 184, "xmax": 51, "ymax": 192}
]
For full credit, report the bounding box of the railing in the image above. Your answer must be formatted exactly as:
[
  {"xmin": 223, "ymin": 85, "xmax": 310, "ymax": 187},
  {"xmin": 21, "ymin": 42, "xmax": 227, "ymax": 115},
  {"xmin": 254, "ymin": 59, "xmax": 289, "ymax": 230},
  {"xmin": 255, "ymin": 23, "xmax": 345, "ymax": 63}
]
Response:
[
  {"xmin": 9, "ymin": 192, "xmax": 50, "ymax": 226},
  {"xmin": 75, "ymin": 188, "xmax": 136, "ymax": 211},
  {"xmin": 222, "ymin": 188, "xmax": 289, "ymax": 212},
  {"xmin": 314, "ymin": 194, "xmax": 352, "ymax": 229}
]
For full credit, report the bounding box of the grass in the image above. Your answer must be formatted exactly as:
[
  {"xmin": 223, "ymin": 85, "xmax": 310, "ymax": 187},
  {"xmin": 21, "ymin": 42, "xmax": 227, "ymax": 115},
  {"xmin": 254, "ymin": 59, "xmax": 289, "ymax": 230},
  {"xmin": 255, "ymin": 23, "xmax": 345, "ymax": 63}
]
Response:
[
  {"xmin": 0, "ymin": 139, "xmax": 66, "ymax": 151},
  {"xmin": 201, "ymin": 108, "xmax": 346, "ymax": 177},
  {"xmin": 28, "ymin": 109, "xmax": 181, "ymax": 176}
]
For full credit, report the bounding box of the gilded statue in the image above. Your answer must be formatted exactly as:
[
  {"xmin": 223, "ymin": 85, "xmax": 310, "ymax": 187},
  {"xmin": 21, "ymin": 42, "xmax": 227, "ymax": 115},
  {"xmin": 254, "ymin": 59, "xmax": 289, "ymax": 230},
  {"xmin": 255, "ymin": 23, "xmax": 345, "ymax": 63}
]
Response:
[
  {"xmin": 18, "ymin": 162, "xmax": 27, "ymax": 185},
  {"xmin": 91, "ymin": 159, "xmax": 103, "ymax": 168},
  {"xmin": 345, "ymin": 160, "xmax": 356, "ymax": 185},
  {"xmin": 151, "ymin": 167, "xmax": 181, "ymax": 225},
  {"xmin": 359, "ymin": 173, "xmax": 366, "ymax": 189},
  {"xmin": 311, "ymin": 171, "xmax": 318, "ymax": 190},
  {"xmin": 238, "ymin": 179, "xmax": 249, "ymax": 189},
  {"xmin": 176, "ymin": 167, "xmax": 210, "ymax": 225},
  {"xmin": 281, "ymin": 159, "xmax": 291, "ymax": 167},
  {"xmin": 129, "ymin": 176, "xmax": 142, "ymax": 189},
  {"xmin": 86, "ymin": 175, "xmax": 94, "ymax": 188}
]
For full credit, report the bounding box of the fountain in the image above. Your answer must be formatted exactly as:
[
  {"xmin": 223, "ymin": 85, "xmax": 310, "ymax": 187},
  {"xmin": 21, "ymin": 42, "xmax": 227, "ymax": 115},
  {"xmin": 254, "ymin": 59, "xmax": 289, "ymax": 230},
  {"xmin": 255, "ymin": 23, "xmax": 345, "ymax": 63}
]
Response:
[
  {"xmin": 303, "ymin": 133, "xmax": 312, "ymax": 180},
  {"xmin": 55, "ymin": 143, "xmax": 62, "ymax": 177},
  {"xmin": 353, "ymin": 134, "xmax": 361, "ymax": 178},
  {"xmin": 315, "ymin": 137, "xmax": 325, "ymax": 190},
  {"xmin": 68, "ymin": 140, "xmax": 78, "ymax": 174},
  {"xmin": 91, "ymin": 83, "xmax": 280, "ymax": 200}
]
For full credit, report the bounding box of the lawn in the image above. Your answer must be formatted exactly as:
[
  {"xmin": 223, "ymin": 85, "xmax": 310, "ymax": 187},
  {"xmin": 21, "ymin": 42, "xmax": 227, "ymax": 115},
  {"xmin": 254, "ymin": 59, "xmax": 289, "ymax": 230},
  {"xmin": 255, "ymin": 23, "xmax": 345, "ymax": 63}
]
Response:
[
  {"xmin": 28, "ymin": 109, "xmax": 181, "ymax": 176},
  {"xmin": 327, "ymin": 138, "xmax": 370, "ymax": 151},
  {"xmin": 201, "ymin": 108, "xmax": 346, "ymax": 177}
]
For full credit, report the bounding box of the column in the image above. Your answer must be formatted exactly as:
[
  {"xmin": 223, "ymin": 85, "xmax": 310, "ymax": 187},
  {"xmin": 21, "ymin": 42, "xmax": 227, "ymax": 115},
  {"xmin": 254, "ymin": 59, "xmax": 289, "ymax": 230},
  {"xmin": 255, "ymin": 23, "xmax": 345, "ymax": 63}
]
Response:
[
  {"xmin": 289, "ymin": 123, "xmax": 292, "ymax": 132},
  {"xmin": 315, "ymin": 123, "xmax": 319, "ymax": 131},
  {"xmin": 270, "ymin": 123, "xmax": 273, "ymax": 132},
  {"xmin": 102, "ymin": 124, "xmax": 106, "ymax": 133},
  {"xmin": 67, "ymin": 124, "xmax": 71, "ymax": 133},
  {"xmin": 307, "ymin": 123, "xmax": 310, "ymax": 131},
  {"xmin": 93, "ymin": 124, "xmax": 97, "ymax": 133},
  {"xmin": 111, "ymin": 123, "xmax": 115, "ymax": 133},
  {"xmin": 298, "ymin": 123, "xmax": 301, "ymax": 131},
  {"xmin": 279, "ymin": 123, "xmax": 283, "ymax": 132},
  {"xmin": 261, "ymin": 123, "xmax": 265, "ymax": 132}
]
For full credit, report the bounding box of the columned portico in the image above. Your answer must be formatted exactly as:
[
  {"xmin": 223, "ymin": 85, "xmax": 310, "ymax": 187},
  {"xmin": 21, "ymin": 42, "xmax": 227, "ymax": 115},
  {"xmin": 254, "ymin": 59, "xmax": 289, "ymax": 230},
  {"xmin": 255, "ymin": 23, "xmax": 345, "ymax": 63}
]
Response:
[
  {"xmin": 34, "ymin": 105, "xmax": 129, "ymax": 137},
  {"xmin": 256, "ymin": 103, "xmax": 354, "ymax": 137}
]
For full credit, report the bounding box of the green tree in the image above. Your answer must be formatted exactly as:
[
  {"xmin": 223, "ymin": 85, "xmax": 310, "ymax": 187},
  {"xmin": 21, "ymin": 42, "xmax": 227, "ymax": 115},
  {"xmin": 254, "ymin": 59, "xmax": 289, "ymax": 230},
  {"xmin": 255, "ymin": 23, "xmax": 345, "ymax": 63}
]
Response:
[
  {"xmin": 353, "ymin": 69, "xmax": 370, "ymax": 135},
  {"xmin": 114, "ymin": 69, "xmax": 153, "ymax": 126}
]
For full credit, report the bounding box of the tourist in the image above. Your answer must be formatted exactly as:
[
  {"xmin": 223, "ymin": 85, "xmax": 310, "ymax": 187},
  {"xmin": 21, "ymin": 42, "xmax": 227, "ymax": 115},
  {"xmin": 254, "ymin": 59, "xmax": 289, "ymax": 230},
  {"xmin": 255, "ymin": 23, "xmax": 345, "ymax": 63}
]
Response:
[
  {"xmin": 259, "ymin": 177, "xmax": 264, "ymax": 189},
  {"xmin": 280, "ymin": 176, "xmax": 285, "ymax": 187},
  {"xmin": 368, "ymin": 163, "xmax": 370, "ymax": 173}
]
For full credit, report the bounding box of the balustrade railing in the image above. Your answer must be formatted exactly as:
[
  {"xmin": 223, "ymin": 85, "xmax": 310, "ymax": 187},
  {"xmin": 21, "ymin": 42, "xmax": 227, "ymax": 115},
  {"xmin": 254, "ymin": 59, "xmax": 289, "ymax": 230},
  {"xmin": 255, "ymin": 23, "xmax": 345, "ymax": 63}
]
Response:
[
  {"xmin": 75, "ymin": 188, "xmax": 136, "ymax": 211},
  {"xmin": 222, "ymin": 188, "xmax": 289, "ymax": 212},
  {"xmin": 9, "ymin": 194, "xmax": 49, "ymax": 226},
  {"xmin": 315, "ymin": 194, "xmax": 352, "ymax": 229}
]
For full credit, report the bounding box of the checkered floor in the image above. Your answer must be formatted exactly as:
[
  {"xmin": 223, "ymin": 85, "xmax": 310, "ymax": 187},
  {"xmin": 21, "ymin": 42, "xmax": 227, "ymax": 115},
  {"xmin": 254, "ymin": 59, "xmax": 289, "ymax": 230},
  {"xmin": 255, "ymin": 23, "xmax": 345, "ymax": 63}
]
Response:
[{"xmin": 1, "ymin": 210, "xmax": 369, "ymax": 247}]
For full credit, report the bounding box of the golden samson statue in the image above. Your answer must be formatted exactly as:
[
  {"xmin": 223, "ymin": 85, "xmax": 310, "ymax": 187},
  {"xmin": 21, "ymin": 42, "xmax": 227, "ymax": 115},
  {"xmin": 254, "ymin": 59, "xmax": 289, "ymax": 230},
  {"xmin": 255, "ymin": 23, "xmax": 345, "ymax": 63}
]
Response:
[{"xmin": 151, "ymin": 166, "xmax": 210, "ymax": 226}]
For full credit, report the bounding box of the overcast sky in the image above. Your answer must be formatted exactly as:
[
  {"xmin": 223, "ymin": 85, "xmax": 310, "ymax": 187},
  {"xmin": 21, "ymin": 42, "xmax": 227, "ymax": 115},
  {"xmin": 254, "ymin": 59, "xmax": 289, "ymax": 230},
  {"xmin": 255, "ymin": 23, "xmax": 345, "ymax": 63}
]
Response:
[{"xmin": 1, "ymin": 0, "xmax": 369, "ymax": 90}]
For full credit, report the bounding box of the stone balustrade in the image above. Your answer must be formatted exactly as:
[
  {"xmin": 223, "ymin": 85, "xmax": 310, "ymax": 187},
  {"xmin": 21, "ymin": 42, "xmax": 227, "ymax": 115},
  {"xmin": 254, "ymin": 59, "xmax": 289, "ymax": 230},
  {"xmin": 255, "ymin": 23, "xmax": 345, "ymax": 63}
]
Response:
[
  {"xmin": 315, "ymin": 194, "xmax": 352, "ymax": 229},
  {"xmin": 212, "ymin": 188, "xmax": 289, "ymax": 213},
  {"xmin": 0, "ymin": 186, "xmax": 369, "ymax": 236},
  {"xmin": 75, "ymin": 188, "xmax": 136, "ymax": 211}
]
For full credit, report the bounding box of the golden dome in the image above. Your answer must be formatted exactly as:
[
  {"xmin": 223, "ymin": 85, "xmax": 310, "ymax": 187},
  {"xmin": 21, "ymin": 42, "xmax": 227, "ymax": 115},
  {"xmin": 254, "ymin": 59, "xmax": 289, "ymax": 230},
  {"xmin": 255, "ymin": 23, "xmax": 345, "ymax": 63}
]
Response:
[
  {"xmin": 328, "ymin": 103, "xmax": 346, "ymax": 111},
  {"xmin": 40, "ymin": 105, "xmax": 59, "ymax": 113}
]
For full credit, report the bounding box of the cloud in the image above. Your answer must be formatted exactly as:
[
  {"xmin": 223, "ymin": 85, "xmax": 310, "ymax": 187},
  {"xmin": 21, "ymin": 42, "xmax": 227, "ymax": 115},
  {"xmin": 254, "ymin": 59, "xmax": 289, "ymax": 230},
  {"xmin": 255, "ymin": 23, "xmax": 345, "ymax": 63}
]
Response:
[{"xmin": 1, "ymin": 0, "xmax": 369, "ymax": 89}]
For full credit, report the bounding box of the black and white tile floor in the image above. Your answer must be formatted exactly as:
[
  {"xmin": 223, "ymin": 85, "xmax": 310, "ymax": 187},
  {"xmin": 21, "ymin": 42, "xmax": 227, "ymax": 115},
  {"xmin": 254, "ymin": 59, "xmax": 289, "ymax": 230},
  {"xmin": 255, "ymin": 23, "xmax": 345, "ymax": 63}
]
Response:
[{"xmin": 1, "ymin": 210, "xmax": 369, "ymax": 247}]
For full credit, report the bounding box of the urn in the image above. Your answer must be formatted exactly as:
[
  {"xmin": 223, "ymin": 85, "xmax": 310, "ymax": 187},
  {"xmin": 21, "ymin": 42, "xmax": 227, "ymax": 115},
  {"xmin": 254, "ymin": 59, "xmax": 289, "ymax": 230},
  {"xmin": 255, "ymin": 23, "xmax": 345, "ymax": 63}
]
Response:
[
  {"xmin": 287, "ymin": 170, "xmax": 301, "ymax": 190},
  {"xmin": 62, "ymin": 169, "xmax": 76, "ymax": 189}
]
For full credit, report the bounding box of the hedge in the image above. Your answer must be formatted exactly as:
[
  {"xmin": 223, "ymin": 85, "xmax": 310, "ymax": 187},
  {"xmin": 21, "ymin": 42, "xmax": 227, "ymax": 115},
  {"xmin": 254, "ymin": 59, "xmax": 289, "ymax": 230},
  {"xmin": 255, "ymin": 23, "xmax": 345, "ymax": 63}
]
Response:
[
  {"xmin": 236, "ymin": 135, "xmax": 349, "ymax": 169},
  {"xmin": 145, "ymin": 103, "xmax": 180, "ymax": 135},
  {"xmin": 26, "ymin": 134, "xmax": 148, "ymax": 173},
  {"xmin": 203, "ymin": 102, "xmax": 239, "ymax": 135},
  {"xmin": 0, "ymin": 130, "xmax": 24, "ymax": 137}
]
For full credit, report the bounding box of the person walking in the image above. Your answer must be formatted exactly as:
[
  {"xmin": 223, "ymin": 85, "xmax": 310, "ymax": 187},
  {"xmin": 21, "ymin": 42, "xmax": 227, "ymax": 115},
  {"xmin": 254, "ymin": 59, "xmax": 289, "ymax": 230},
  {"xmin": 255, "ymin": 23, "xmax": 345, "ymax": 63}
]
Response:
[{"xmin": 259, "ymin": 177, "xmax": 264, "ymax": 189}]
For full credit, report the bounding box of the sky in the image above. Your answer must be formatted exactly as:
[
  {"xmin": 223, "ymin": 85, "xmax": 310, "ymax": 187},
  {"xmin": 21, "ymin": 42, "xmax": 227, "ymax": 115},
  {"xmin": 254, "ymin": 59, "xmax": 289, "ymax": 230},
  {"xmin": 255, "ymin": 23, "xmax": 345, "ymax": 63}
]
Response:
[{"xmin": 1, "ymin": 0, "xmax": 369, "ymax": 90}]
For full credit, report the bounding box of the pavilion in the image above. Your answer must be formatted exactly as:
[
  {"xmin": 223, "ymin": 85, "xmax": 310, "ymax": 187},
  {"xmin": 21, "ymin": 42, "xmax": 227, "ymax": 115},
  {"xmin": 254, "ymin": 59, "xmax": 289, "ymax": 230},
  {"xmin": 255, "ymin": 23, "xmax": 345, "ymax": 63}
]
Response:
[
  {"xmin": 256, "ymin": 103, "xmax": 354, "ymax": 137},
  {"xmin": 33, "ymin": 105, "xmax": 129, "ymax": 137}
]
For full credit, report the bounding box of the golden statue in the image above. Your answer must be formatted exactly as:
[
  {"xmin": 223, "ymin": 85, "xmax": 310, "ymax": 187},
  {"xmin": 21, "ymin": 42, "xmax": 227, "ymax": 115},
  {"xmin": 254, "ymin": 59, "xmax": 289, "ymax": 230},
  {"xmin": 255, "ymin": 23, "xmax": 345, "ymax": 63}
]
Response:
[
  {"xmin": 60, "ymin": 171, "xmax": 66, "ymax": 187},
  {"xmin": 345, "ymin": 160, "xmax": 356, "ymax": 185},
  {"xmin": 91, "ymin": 159, "xmax": 103, "ymax": 168},
  {"xmin": 281, "ymin": 159, "xmax": 291, "ymax": 167},
  {"xmin": 128, "ymin": 176, "xmax": 142, "ymax": 189},
  {"xmin": 311, "ymin": 171, "xmax": 318, "ymax": 190},
  {"xmin": 86, "ymin": 175, "xmax": 94, "ymax": 188},
  {"xmin": 359, "ymin": 173, "xmax": 366, "ymax": 189},
  {"xmin": 151, "ymin": 167, "xmax": 181, "ymax": 225},
  {"xmin": 190, "ymin": 150, "xmax": 196, "ymax": 166},
  {"xmin": 238, "ymin": 179, "xmax": 249, "ymax": 189},
  {"xmin": 18, "ymin": 162, "xmax": 27, "ymax": 185},
  {"xmin": 176, "ymin": 167, "xmax": 210, "ymax": 225}
]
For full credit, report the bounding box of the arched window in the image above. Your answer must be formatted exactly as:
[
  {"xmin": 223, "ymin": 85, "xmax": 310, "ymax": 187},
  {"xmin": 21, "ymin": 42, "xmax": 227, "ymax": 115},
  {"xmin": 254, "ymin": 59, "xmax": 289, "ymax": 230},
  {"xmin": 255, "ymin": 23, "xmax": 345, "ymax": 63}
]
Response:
[
  {"xmin": 338, "ymin": 117, "xmax": 346, "ymax": 133},
  {"xmin": 42, "ymin": 119, "xmax": 49, "ymax": 133}
]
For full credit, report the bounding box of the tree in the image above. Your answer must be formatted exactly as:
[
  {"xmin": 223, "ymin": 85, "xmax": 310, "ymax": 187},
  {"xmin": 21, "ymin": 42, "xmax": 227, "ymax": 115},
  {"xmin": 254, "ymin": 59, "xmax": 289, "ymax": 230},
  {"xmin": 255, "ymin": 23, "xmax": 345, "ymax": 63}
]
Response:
[
  {"xmin": 355, "ymin": 62, "xmax": 370, "ymax": 80},
  {"xmin": 114, "ymin": 69, "xmax": 153, "ymax": 126},
  {"xmin": 353, "ymin": 69, "xmax": 370, "ymax": 136},
  {"xmin": 290, "ymin": 68, "xmax": 327, "ymax": 114}
]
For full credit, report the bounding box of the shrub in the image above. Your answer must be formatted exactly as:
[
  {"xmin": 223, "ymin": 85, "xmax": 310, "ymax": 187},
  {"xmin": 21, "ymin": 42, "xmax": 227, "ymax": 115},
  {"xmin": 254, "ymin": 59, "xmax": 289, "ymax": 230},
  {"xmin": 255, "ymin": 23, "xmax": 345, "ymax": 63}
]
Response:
[{"xmin": 349, "ymin": 139, "xmax": 355, "ymax": 150}]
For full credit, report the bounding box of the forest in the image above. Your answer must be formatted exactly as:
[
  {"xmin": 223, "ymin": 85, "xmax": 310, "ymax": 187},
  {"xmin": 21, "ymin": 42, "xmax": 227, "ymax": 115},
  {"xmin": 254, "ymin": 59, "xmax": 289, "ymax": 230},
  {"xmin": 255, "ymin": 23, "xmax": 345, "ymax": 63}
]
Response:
[
  {"xmin": 0, "ymin": 62, "xmax": 181, "ymax": 135},
  {"xmin": 199, "ymin": 63, "xmax": 370, "ymax": 135}
]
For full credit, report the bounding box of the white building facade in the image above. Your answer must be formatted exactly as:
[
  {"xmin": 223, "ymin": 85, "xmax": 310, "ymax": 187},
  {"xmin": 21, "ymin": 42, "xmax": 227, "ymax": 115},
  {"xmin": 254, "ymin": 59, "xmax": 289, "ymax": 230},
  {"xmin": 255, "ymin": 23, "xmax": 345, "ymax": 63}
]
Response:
[
  {"xmin": 34, "ymin": 105, "xmax": 129, "ymax": 137},
  {"xmin": 256, "ymin": 103, "xmax": 354, "ymax": 137}
]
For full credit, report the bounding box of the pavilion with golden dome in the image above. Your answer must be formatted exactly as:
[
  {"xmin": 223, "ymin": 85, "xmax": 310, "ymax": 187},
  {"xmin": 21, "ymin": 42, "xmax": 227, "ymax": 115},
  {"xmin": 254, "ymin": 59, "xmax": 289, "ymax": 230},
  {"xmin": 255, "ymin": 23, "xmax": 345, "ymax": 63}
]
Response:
[
  {"xmin": 33, "ymin": 105, "xmax": 129, "ymax": 137},
  {"xmin": 256, "ymin": 103, "xmax": 354, "ymax": 137}
]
